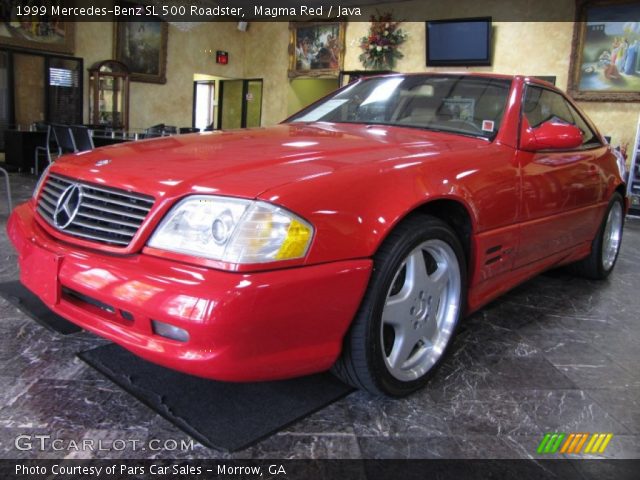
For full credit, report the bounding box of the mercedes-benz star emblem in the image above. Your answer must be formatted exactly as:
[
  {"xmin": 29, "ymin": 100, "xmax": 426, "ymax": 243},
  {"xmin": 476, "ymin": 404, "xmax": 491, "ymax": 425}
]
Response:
[
  {"xmin": 95, "ymin": 159, "xmax": 111, "ymax": 166},
  {"xmin": 53, "ymin": 184, "xmax": 83, "ymax": 229}
]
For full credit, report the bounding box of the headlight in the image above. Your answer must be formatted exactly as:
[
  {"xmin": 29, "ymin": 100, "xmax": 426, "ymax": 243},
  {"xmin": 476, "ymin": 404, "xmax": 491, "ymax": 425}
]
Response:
[
  {"xmin": 147, "ymin": 195, "xmax": 313, "ymax": 264},
  {"xmin": 33, "ymin": 164, "xmax": 52, "ymax": 199}
]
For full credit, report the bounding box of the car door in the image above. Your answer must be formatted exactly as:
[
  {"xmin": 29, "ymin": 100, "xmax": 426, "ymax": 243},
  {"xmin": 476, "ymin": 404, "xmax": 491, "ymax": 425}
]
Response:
[{"xmin": 515, "ymin": 83, "xmax": 606, "ymax": 268}]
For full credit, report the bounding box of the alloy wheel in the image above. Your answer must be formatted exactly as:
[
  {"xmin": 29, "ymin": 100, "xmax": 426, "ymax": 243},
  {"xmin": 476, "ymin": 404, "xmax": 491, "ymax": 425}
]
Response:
[
  {"xmin": 602, "ymin": 201, "xmax": 623, "ymax": 271},
  {"xmin": 380, "ymin": 239, "xmax": 461, "ymax": 382}
]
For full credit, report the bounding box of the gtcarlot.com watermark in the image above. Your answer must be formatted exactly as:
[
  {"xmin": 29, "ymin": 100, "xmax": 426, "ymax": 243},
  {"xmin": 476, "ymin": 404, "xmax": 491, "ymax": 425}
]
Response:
[{"xmin": 15, "ymin": 434, "xmax": 194, "ymax": 452}]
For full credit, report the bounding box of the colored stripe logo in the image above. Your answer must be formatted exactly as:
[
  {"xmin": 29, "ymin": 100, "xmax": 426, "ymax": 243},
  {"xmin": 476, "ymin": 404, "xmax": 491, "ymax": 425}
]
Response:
[{"xmin": 537, "ymin": 433, "xmax": 613, "ymax": 455}]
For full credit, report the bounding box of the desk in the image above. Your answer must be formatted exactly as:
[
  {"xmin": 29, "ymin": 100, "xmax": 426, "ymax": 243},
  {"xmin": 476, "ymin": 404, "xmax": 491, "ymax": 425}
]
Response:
[{"xmin": 3, "ymin": 130, "xmax": 47, "ymax": 173}]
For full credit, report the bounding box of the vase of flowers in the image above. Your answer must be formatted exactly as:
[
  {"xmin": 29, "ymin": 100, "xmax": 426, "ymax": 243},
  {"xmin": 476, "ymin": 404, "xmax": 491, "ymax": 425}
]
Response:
[{"xmin": 359, "ymin": 13, "xmax": 408, "ymax": 70}]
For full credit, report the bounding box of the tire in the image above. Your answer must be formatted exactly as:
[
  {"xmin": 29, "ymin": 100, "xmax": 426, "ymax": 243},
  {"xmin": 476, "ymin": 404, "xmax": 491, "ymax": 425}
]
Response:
[
  {"xmin": 571, "ymin": 192, "xmax": 625, "ymax": 280},
  {"xmin": 332, "ymin": 214, "xmax": 467, "ymax": 397}
]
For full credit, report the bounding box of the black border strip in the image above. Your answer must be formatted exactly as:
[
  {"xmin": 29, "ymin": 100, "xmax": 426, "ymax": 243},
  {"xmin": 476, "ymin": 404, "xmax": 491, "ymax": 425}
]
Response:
[
  {"xmin": 2, "ymin": 0, "xmax": 639, "ymax": 22},
  {"xmin": 1, "ymin": 459, "xmax": 640, "ymax": 480}
]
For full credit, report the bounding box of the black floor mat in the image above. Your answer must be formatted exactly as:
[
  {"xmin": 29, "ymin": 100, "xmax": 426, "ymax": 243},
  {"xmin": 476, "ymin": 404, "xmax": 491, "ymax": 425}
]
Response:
[
  {"xmin": 0, "ymin": 281, "xmax": 81, "ymax": 335},
  {"xmin": 78, "ymin": 343, "xmax": 354, "ymax": 451}
]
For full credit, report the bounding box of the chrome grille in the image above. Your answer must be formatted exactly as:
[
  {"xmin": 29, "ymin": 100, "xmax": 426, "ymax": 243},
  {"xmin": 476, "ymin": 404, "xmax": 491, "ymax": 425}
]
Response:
[{"xmin": 37, "ymin": 173, "xmax": 154, "ymax": 247}]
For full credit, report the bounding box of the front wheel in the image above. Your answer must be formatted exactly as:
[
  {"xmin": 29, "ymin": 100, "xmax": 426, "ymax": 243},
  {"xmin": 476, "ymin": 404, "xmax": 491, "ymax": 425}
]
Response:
[
  {"xmin": 571, "ymin": 192, "xmax": 625, "ymax": 280},
  {"xmin": 332, "ymin": 215, "xmax": 466, "ymax": 397}
]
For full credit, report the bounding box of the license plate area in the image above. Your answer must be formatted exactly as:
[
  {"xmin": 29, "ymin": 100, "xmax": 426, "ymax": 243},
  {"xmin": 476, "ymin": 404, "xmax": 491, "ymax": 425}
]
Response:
[{"xmin": 19, "ymin": 241, "xmax": 62, "ymax": 305}]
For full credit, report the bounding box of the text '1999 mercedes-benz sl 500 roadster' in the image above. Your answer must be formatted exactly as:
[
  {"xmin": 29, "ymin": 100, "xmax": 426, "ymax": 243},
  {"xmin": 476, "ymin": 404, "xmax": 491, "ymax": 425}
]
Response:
[{"xmin": 8, "ymin": 73, "xmax": 628, "ymax": 396}]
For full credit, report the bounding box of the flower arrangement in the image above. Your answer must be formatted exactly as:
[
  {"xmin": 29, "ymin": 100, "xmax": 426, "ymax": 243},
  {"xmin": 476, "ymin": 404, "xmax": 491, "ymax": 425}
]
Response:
[{"xmin": 359, "ymin": 13, "xmax": 407, "ymax": 70}]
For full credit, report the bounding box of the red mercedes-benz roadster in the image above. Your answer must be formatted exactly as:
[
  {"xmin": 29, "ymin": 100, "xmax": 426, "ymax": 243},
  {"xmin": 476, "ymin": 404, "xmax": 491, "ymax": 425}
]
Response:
[{"xmin": 8, "ymin": 74, "xmax": 627, "ymax": 396}]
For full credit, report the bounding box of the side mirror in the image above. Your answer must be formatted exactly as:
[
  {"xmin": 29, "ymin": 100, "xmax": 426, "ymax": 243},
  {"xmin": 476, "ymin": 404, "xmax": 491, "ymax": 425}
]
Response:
[{"xmin": 520, "ymin": 120, "xmax": 583, "ymax": 151}]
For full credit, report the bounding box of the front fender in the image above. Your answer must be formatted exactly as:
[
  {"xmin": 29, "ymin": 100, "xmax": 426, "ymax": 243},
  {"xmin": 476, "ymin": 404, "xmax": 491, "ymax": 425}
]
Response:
[{"xmin": 259, "ymin": 144, "xmax": 519, "ymax": 266}]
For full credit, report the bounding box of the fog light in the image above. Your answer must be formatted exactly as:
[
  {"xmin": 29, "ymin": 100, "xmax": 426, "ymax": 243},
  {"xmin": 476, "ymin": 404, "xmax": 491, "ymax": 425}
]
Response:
[{"xmin": 151, "ymin": 320, "xmax": 189, "ymax": 342}]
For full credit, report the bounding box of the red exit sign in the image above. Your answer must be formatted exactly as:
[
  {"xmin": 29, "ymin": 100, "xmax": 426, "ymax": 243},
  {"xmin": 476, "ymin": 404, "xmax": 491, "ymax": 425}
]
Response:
[{"xmin": 216, "ymin": 51, "xmax": 228, "ymax": 64}]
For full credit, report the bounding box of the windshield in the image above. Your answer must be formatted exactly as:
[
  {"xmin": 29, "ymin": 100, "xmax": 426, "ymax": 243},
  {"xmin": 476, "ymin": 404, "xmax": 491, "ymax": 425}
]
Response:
[{"xmin": 287, "ymin": 75, "xmax": 512, "ymax": 140}]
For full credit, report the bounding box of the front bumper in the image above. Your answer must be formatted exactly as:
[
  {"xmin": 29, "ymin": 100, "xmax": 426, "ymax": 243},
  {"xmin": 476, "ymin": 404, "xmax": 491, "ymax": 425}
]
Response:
[{"xmin": 7, "ymin": 203, "xmax": 372, "ymax": 381}]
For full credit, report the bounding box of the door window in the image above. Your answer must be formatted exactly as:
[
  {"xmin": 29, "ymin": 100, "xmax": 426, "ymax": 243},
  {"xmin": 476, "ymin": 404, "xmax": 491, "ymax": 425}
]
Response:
[
  {"xmin": 566, "ymin": 103, "xmax": 601, "ymax": 147},
  {"xmin": 523, "ymin": 85, "xmax": 574, "ymax": 127},
  {"xmin": 523, "ymin": 85, "xmax": 601, "ymax": 148},
  {"xmin": 218, "ymin": 79, "xmax": 263, "ymax": 129}
]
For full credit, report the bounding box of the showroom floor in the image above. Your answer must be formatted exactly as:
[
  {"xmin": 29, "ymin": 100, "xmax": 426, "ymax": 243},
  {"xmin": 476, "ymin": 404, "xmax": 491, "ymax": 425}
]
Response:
[{"xmin": 0, "ymin": 172, "xmax": 639, "ymax": 460}]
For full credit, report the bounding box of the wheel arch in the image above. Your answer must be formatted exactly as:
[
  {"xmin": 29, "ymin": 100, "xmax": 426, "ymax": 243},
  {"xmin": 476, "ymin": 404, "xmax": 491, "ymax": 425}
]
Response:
[
  {"xmin": 611, "ymin": 180, "xmax": 628, "ymax": 213},
  {"xmin": 380, "ymin": 197, "xmax": 476, "ymax": 276},
  {"xmin": 332, "ymin": 198, "xmax": 474, "ymax": 396}
]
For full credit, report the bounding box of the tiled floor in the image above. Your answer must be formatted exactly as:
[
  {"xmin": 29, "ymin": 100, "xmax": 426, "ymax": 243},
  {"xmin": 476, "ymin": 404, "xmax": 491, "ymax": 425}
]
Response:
[{"xmin": 0, "ymin": 172, "xmax": 639, "ymax": 460}]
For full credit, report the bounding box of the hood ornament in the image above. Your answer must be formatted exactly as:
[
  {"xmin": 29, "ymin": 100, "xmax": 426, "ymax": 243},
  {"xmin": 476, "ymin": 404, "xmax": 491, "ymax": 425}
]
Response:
[{"xmin": 95, "ymin": 159, "xmax": 111, "ymax": 167}]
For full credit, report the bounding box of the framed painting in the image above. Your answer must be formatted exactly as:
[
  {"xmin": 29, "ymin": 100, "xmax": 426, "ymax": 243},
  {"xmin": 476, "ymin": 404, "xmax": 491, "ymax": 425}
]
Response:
[
  {"xmin": 114, "ymin": 9, "xmax": 168, "ymax": 84},
  {"xmin": 289, "ymin": 22, "xmax": 345, "ymax": 78},
  {"xmin": 568, "ymin": 0, "xmax": 640, "ymax": 101},
  {"xmin": 0, "ymin": 2, "xmax": 74, "ymax": 54}
]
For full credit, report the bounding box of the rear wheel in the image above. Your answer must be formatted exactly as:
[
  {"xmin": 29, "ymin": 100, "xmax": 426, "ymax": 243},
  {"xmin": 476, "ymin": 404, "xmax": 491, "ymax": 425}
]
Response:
[
  {"xmin": 332, "ymin": 215, "xmax": 466, "ymax": 397},
  {"xmin": 571, "ymin": 192, "xmax": 625, "ymax": 280}
]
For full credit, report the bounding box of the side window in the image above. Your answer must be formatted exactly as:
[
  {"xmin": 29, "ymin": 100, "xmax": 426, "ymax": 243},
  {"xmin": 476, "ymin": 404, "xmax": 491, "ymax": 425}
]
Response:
[
  {"xmin": 523, "ymin": 85, "xmax": 602, "ymax": 148},
  {"xmin": 567, "ymin": 104, "xmax": 602, "ymax": 147},
  {"xmin": 523, "ymin": 86, "xmax": 574, "ymax": 127}
]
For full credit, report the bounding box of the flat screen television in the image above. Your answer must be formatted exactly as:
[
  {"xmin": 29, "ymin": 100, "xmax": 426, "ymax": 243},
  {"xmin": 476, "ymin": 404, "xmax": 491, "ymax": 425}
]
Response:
[{"xmin": 426, "ymin": 17, "xmax": 492, "ymax": 66}]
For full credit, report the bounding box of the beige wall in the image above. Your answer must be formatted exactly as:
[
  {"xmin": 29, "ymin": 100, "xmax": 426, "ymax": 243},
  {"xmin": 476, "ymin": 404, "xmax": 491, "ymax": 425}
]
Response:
[
  {"xmin": 247, "ymin": 14, "xmax": 636, "ymax": 150},
  {"xmin": 74, "ymin": 5, "xmax": 637, "ymax": 149},
  {"xmin": 343, "ymin": 22, "xmax": 575, "ymax": 87},
  {"xmin": 243, "ymin": 22, "xmax": 290, "ymax": 128},
  {"xmin": 580, "ymin": 102, "xmax": 639, "ymax": 150},
  {"xmin": 287, "ymin": 78, "xmax": 340, "ymax": 116},
  {"xmin": 347, "ymin": 20, "xmax": 636, "ymax": 149},
  {"xmin": 76, "ymin": 22, "xmax": 245, "ymax": 131}
]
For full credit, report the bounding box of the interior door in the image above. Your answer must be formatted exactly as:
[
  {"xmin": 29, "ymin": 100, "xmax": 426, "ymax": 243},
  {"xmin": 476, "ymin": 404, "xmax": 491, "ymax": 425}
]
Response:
[
  {"xmin": 244, "ymin": 79, "xmax": 263, "ymax": 128},
  {"xmin": 218, "ymin": 79, "xmax": 243, "ymax": 129},
  {"xmin": 218, "ymin": 79, "xmax": 263, "ymax": 129},
  {"xmin": 516, "ymin": 84, "xmax": 605, "ymax": 267},
  {"xmin": 193, "ymin": 80, "xmax": 215, "ymax": 130}
]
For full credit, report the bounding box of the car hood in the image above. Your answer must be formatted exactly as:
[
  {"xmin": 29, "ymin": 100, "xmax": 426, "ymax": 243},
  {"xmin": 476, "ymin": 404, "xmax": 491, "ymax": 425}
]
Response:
[{"xmin": 51, "ymin": 123, "xmax": 489, "ymax": 201}]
